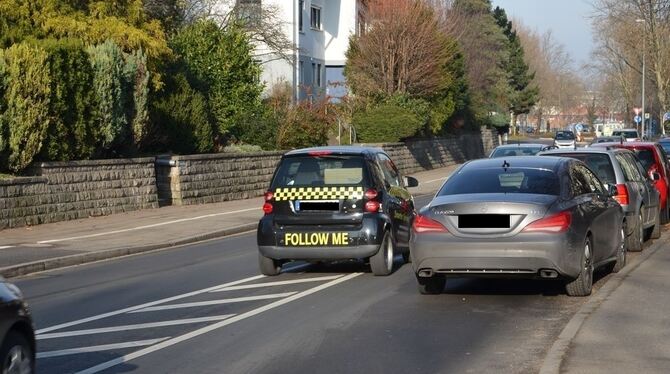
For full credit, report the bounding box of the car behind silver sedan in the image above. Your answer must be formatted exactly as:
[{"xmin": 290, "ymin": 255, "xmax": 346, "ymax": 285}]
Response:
[{"xmin": 410, "ymin": 156, "xmax": 625, "ymax": 296}]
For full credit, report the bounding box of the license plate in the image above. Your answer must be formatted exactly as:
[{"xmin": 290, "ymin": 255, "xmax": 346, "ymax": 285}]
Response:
[
  {"xmin": 281, "ymin": 232, "xmax": 351, "ymax": 246},
  {"xmin": 458, "ymin": 214, "xmax": 510, "ymax": 229}
]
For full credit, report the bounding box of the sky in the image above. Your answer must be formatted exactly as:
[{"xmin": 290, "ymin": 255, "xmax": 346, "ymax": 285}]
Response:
[{"xmin": 492, "ymin": 0, "xmax": 595, "ymax": 67}]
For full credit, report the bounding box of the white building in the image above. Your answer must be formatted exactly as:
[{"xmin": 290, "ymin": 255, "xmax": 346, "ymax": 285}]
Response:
[{"xmin": 228, "ymin": 0, "xmax": 367, "ymax": 102}]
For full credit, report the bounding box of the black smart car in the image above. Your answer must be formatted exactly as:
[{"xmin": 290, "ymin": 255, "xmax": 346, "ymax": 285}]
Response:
[
  {"xmin": 0, "ymin": 278, "xmax": 35, "ymax": 373},
  {"xmin": 257, "ymin": 146, "xmax": 419, "ymax": 276}
]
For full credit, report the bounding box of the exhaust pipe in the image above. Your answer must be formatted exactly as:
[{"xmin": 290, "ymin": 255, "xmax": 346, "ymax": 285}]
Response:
[
  {"xmin": 418, "ymin": 269, "xmax": 434, "ymax": 278},
  {"xmin": 540, "ymin": 269, "xmax": 558, "ymax": 279}
]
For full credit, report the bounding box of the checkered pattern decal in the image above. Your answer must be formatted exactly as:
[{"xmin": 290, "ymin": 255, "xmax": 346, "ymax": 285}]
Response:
[{"xmin": 274, "ymin": 186, "xmax": 364, "ymax": 201}]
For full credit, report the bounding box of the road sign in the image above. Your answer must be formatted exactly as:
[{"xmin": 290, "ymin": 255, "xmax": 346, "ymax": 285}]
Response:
[
  {"xmin": 645, "ymin": 113, "xmax": 650, "ymax": 119},
  {"xmin": 634, "ymin": 107, "xmax": 642, "ymax": 115},
  {"xmin": 634, "ymin": 115, "xmax": 642, "ymax": 124},
  {"xmin": 575, "ymin": 124, "xmax": 584, "ymax": 132},
  {"xmin": 664, "ymin": 112, "xmax": 670, "ymax": 122}
]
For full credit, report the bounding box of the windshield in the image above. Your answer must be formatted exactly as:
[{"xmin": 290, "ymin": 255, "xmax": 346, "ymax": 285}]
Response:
[
  {"xmin": 490, "ymin": 146, "xmax": 543, "ymax": 158},
  {"xmin": 271, "ymin": 155, "xmax": 368, "ymax": 188},
  {"xmin": 555, "ymin": 132, "xmax": 575, "ymax": 140},
  {"xmin": 660, "ymin": 142, "xmax": 670, "ymax": 154},
  {"xmin": 438, "ymin": 167, "xmax": 560, "ymax": 196},
  {"xmin": 634, "ymin": 149, "xmax": 656, "ymax": 171}
]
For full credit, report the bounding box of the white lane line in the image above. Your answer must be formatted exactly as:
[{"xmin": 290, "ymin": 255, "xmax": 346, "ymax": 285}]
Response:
[
  {"xmin": 211, "ymin": 275, "xmax": 343, "ymax": 292},
  {"xmin": 36, "ymin": 274, "xmax": 266, "ymax": 334},
  {"xmin": 37, "ymin": 338, "xmax": 170, "ymax": 359},
  {"xmin": 75, "ymin": 272, "xmax": 363, "ymax": 374},
  {"xmin": 0, "ymin": 245, "xmax": 13, "ymax": 250},
  {"xmin": 37, "ymin": 315, "xmax": 235, "ymax": 340},
  {"xmin": 130, "ymin": 292, "xmax": 298, "ymax": 313},
  {"xmin": 37, "ymin": 207, "xmax": 259, "ymax": 244}
]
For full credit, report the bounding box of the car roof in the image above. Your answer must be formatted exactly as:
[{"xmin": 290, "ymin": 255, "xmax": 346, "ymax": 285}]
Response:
[
  {"xmin": 463, "ymin": 156, "xmax": 565, "ymax": 171},
  {"xmin": 493, "ymin": 143, "xmax": 547, "ymax": 149},
  {"xmin": 591, "ymin": 141, "xmax": 657, "ymax": 148},
  {"xmin": 539, "ymin": 148, "xmax": 630, "ymax": 156},
  {"xmin": 284, "ymin": 146, "xmax": 383, "ymax": 157}
]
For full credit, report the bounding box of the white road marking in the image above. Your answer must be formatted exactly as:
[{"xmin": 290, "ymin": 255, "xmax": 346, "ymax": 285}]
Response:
[
  {"xmin": 75, "ymin": 272, "xmax": 363, "ymax": 374},
  {"xmin": 0, "ymin": 245, "xmax": 13, "ymax": 250},
  {"xmin": 37, "ymin": 338, "xmax": 170, "ymax": 359},
  {"xmin": 37, "ymin": 315, "xmax": 235, "ymax": 340},
  {"xmin": 211, "ymin": 275, "xmax": 343, "ymax": 292},
  {"xmin": 130, "ymin": 292, "xmax": 298, "ymax": 313},
  {"xmin": 36, "ymin": 208, "xmax": 259, "ymax": 244},
  {"xmin": 36, "ymin": 274, "xmax": 266, "ymax": 334}
]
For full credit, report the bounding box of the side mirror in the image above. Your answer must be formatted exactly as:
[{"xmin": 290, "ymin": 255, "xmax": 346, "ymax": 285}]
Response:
[
  {"xmin": 607, "ymin": 184, "xmax": 618, "ymax": 197},
  {"xmin": 650, "ymin": 172, "xmax": 661, "ymax": 181},
  {"xmin": 404, "ymin": 176, "xmax": 419, "ymax": 188}
]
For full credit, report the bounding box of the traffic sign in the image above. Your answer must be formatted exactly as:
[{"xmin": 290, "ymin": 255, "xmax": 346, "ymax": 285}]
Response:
[
  {"xmin": 634, "ymin": 107, "xmax": 642, "ymax": 115},
  {"xmin": 664, "ymin": 112, "xmax": 670, "ymax": 121},
  {"xmin": 645, "ymin": 113, "xmax": 650, "ymax": 119},
  {"xmin": 634, "ymin": 115, "xmax": 642, "ymax": 124}
]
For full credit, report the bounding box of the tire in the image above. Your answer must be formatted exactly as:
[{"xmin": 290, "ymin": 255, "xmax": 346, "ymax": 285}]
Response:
[
  {"xmin": 0, "ymin": 331, "xmax": 34, "ymax": 374},
  {"xmin": 612, "ymin": 226, "xmax": 627, "ymax": 273},
  {"xmin": 626, "ymin": 212, "xmax": 644, "ymax": 252},
  {"xmin": 370, "ymin": 231, "xmax": 394, "ymax": 276},
  {"xmin": 416, "ymin": 275, "xmax": 446, "ymax": 295},
  {"xmin": 401, "ymin": 251, "xmax": 411, "ymax": 264},
  {"xmin": 566, "ymin": 236, "xmax": 594, "ymax": 297},
  {"xmin": 258, "ymin": 252, "xmax": 282, "ymax": 276},
  {"xmin": 651, "ymin": 209, "xmax": 662, "ymax": 239}
]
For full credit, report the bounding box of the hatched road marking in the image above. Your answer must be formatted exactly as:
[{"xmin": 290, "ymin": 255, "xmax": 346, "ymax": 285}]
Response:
[
  {"xmin": 130, "ymin": 292, "xmax": 298, "ymax": 313},
  {"xmin": 211, "ymin": 275, "xmax": 343, "ymax": 292},
  {"xmin": 37, "ymin": 338, "xmax": 170, "ymax": 359}
]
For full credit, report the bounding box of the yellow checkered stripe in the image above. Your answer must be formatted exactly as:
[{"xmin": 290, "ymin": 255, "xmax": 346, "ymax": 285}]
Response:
[{"xmin": 274, "ymin": 186, "xmax": 364, "ymax": 201}]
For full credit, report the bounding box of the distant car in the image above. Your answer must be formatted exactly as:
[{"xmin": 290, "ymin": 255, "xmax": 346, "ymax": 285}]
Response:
[
  {"xmin": 489, "ymin": 143, "xmax": 554, "ymax": 158},
  {"xmin": 658, "ymin": 138, "xmax": 670, "ymax": 159},
  {"xmin": 554, "ymin": 131, "xmax": 576, "ymax": 149},
  {"xmin": 612, "ymin": 129, "xmax": 640, "ymax": 142},
  {"xmin": 525, "ymin": 127, "xmax": 536, "ymax": 134},
  {"xmin": 588, "ymin": 136, "xmax": 625, "ymax": 147},
  {"xmin": 411, "ymin": 156, "xmax": 625, "ymax": 296},
  {"xmin": 0, "ymin": 278, "xmax": 35, "ymax": 374},
  {"xmin": 539, "ymin": 148, "xmax": 661, "ymax": 251}
]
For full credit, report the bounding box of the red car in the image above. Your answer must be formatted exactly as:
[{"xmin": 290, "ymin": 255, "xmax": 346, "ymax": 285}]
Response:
[{"xmin": 593, "ymin": 142, "xmax": 670, "ymax": 223}]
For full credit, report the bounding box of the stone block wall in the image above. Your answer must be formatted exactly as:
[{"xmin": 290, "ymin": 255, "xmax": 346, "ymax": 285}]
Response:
[{"xmin": 0, "ymin": 158, "xmax": 158, "ymax": 230}]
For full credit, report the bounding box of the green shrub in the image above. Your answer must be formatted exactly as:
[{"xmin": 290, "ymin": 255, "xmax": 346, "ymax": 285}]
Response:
[
  {"xmin": 3, "ymin": 43, "xmax": 51, "ymax": 172},
  {"xmin": 151, "ymin": 73, "xmax": 213, "ymax": 154},
  {"xmin": 0, "ymin": 48, "xmax": 7, "ymax": 168},
  {"xmin": 276, "ymin": 100, "xmax": 334, "ymax": 149},
  {"xmin": 353, "ymin": 102, "xmax": 423, "ymax": 143},
  {"xmin": 222, "ymin": 144, "xmax": 263, "ymax": 153},
  {"xmin": 124, "ymin": 48, "xmax": 150, "ymax": 146}
]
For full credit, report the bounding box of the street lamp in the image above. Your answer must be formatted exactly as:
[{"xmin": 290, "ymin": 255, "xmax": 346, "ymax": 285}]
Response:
[{"xmin": 636, "ymin": 18, "xmax": 647, "ymax": 138}]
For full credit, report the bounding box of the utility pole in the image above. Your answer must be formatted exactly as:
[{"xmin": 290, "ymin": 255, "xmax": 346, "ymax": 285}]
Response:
[{"xmin": 637, "ymin": 18, "xmax": 646, "ymax": 139}]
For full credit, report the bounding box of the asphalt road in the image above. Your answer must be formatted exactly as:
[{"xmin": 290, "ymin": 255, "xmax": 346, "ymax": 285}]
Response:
[{"xmin": 16, "ymin": 194, "xmax": 623, "ymax": 374}]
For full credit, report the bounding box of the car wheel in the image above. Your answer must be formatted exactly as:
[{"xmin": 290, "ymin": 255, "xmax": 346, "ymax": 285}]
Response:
[
  {"xmin": 626, "ymin": 212, "xmax": 644, "ymax": 252},
  {"xmin": 661, "ymin": 203, "xmax": 669, "ymax": 224},
  {"xmin": 416, "ymin": 275, "xmax": 446, "ymax": 295},
  {"xmin": 651, "ymin": 209, "xmax": 662, "ymax": 239},
  {"xmin": 612, "ymin": 226, "xmax": 627, "ymax": 273},
  {"xmin": 566, "ymin": 236, "xmax": 594, "ymax": 297},
  {"xmin": 401, "ymin": 251, "xmax": 411, "ymax": 264},
  {"xmin": 0, "ymin": 331, "xmax": 34, "ymax": 374},
  {"xmin": 258, "ymin": 252, "xmax": 282, "ymax": 276},
  {"xmin": 370, "ymin": 231, "xmax": 394, "ymax": 276}
]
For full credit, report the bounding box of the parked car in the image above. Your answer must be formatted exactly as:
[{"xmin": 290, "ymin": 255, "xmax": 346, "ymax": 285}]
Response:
[
  {"xmin": 591, "ymin": 142, "xmax": 670, "ymax": 224},
  {"xmin": 258, "ymin": 146, "xmax": 419, "ymax": 276},
  {"xmin": 612, "ymin": 129, "xmax": 641, "ymax": 142},
  {"xmin": 489, "ymin": 143, "xmax": 555, "ymax": 158},
  {"xmin": 588, "ymin": 135, "xmax": 625, "ymax": 147},
  {"xmin": 554, "ymin": 131, "xmax": 576, "ymax": 149},
  {"xmin": 539, "ymin": 148, "xmax": 661, "ymax": 251},
  {"xmin": 0, "ymin": 278, "xmax": 35, "ymax": 374},
  {"xmin": 658, "ymin": 138, "xmax": 670, "ymax": 159},
  {"xmin": 411, "ymin": 156, "xmax": 625, "ymax": 296}
]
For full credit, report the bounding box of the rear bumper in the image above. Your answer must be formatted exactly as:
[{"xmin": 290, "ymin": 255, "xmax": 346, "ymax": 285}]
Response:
[
  {"xmin": 410, "ymin": 232, "xmax": 582, "ymax": 279},
  {"xmin": 259, "ymin": 245, "xmax": 379, "ymax": 260}
]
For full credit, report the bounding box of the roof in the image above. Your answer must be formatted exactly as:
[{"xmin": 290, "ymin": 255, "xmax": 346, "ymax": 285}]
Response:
[
  {"xmin": 590, "ymin": 141, "xmax": 658, "ymax": 149},
  {"xmin": 463, "ymin": 156, "xmax": 565, "ymax": 171},
  {"xmin": 493, "ymin": 143, "xmax": 548, "ymax": 149},
  {"xmin": 539, "ymin": 148, "xmax": 631, "ymax": 156},
  {"xmin": 284, "ymin": 146, "xmax": 383, "ymax": 157}
]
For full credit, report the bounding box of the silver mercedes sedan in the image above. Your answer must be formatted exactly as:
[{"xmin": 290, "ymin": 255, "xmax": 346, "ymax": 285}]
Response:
[{"xmin": 410, "ymin": 156, "xmax": 625, "ymax": 297}]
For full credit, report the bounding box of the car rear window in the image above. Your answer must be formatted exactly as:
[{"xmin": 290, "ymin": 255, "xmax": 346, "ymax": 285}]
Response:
[
  {"xmin": 613, "ymin": 130, "xmax": 638, "ymax": 138},
  {"xmin": 438, "ymin": 167, "xmax": 560, "ymax": 196},
  {"xmin": 555, "ymin": 132, "xmax": 575, "ymax": 140},
  {"xmin": 547, "ymin": 153, "xmax": 615, "ymax": 184},
  {"xmin": 491, "ymin": 146, "xmax": 542, "ymax": 158},
  {"xmin": 660, "ymin": 142, "xmax": 670, "ymax": 154},
  {"xmin": 271, "ymin": 155, "xmax": 368, "ymax": 188},
  {"xmin": 633, "ymin": 149, "xmax": 655, "ymax": 171}
]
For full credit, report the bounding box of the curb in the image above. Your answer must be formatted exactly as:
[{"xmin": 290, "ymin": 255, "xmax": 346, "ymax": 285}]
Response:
[
  {"xmin": 0, "ymin": 223, "xmax": 258, "ymax": 279},
  {"xmin": 539, "ymin": 232, "xmax": 670, "ymax": 374}
]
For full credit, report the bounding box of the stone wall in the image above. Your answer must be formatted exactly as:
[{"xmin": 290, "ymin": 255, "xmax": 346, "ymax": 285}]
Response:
[{"xmin": 0, "ymin": 158, "xmax": 158, "ymax": 230}]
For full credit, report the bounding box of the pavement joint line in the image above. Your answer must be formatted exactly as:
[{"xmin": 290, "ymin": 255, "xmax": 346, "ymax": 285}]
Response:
[
  {"xmin": 36, "ymin": 338, "xmax": 170, "ymax": 359},
  {"xmin": 129, "ymin": 292, "xmax": 299, "ymax": 313},
  {"xmin": 36, "ymin": 274, "xmax": 266, "ymax": 334},
  {"xmin": 539, "ymin": 233, "xmax": 670, "ymax": 374},
  {"xmin": 37, "ymin": 314, "xmax": 236, "ymax": 340},
  {"xmin": 211, "ymin": 275, "xmax": 345, "ymax": 292},
  {"xmin": 74, "ymin": 272, "xmax": 364, "ymax": 374},
  {"xmin": 36, "ymin": 207, "xmax": 260, "ymax": 244}
]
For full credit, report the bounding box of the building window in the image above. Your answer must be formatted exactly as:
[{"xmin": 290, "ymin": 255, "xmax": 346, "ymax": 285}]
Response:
[
  {"xmin": 299, "ymin": 61, "xmax": 304, "ymax": 84},
  {"xmin": 299, "ymin": 0, "xmax": 304, "ymax": 32},
  {"xmin": 357, "ymin": 11, "xmax": 366, "ymax": 36},
  {"xmin": 310, "ymin": 6, "xmax": 321, "ymax": 30},
  {"xmin": 312, "ymin": 62, "xmax": 316, "ymax": 86},
  {"xmin": 237, "ymin": 0, "xmax": 261, "ymax": 20},
  {"xmin": 317, "ymin": 64, "xmax": 322, "ymax": 87}
]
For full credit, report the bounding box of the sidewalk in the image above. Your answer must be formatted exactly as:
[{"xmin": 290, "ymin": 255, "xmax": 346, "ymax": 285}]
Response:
[
  {"xmin": 557, "ymin": 235, "xmax": 670, "ymax": 374},
  {"xmin": 0, "ymin": 165, "xmax": 459, "ymax": 278}
]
